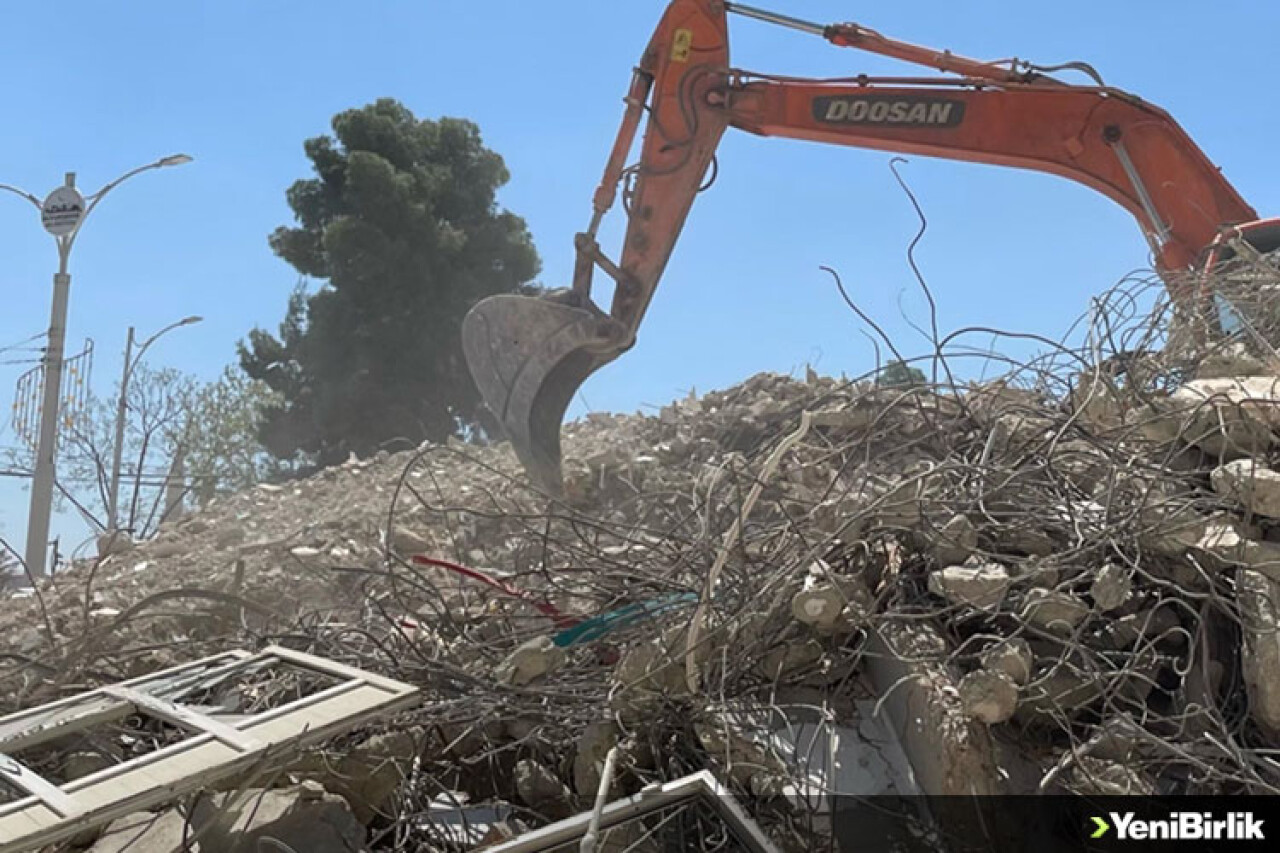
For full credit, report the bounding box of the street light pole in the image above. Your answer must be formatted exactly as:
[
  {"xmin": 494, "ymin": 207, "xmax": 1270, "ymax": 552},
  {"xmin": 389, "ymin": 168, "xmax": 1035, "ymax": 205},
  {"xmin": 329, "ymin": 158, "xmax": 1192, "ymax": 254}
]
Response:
[
  {"xmin": 107, "ymin": 326, "xmax": 135, "ymax": 533},
  {"xmin": 106, "ymin": 315, "xmax": 203, "ymax": 533},
  {"xmin": 0, "ymin": 154, "xmax": 193, "ymax": 577}
]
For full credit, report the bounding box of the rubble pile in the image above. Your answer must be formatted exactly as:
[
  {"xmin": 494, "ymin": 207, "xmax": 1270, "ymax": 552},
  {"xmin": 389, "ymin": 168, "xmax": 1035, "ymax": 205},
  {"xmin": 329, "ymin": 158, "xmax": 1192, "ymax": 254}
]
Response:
[{"xmin": 5, "ymin": 282, "xmax": 1280, "ymax": 849}]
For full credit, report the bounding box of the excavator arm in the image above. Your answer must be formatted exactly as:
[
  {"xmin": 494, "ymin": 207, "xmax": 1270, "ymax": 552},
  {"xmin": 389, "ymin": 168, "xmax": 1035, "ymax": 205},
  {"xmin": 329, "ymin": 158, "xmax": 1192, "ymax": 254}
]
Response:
[{"xmin": 463, "ymin": 0, "xmax": 1273, "ymax": 493}]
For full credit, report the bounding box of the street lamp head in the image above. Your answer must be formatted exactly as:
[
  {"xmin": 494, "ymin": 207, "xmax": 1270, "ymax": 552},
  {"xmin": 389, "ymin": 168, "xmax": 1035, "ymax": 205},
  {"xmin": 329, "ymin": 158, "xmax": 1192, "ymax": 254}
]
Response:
[
  {"xmin": 180, "ymin": 315, "xmax": 203, "ymax": 326},
  {"xmin": 158, "ymin": 154, "xmax": 193, "ymax": 167}
]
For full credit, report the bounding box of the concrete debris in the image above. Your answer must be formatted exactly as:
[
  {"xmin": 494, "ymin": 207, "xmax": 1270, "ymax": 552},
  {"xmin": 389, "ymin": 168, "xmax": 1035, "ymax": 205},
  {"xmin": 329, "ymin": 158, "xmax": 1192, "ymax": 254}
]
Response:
[
  {"xmin": 791, "ymin": 570, "xmax": 871, "ymax": 633},
  {"xmin": 1019, "ymin": 588, "xmax": 1090, "ymax": 635},
  {"xmin": 89, "ymin": 786, "xmax": 371, "ymax": 853},
  {"xmin": 959, "ymin": 669, "xmax": 1019, "ymax": 724},
  {"xmin": 328, "ymin": 728, "xmax": 421, "ymax": 824},
  {"xmin": 1195, "ymin": 340, "xmax": 1270, "ymax": 380},
  {"xmin": 1237, "ymin": 570, "xmax": 1280, "ymax": 736},
  {"xmin": 7, "ymin": 341, "xmax": 1280, "ymax": 851},
  {"xmin": 201, "ymin": 784, "xmax": 368, "ymax": 853},
  {"xmin": 95, "ymin": 531, "xmax": 134, "ymax": 559},
  {"xmin": 1089, "ymin": 562, "xmax": 1132, "ymax": 612},
  {"xmin": 86, "ymin": 809, "xmax": 194, "ymax": 853},
  {"xmin": 791, "ymin": 584, "xmax": 847, "ymax": 629},
  {"xmin": 1195, "ymin": 520, "xmax": 1280, "ymax": 580},
  {"xmin": 514, "ymin": 759, "xmax": 573, "ymax": 819},
  {"xmin": 927, "ymin": 563, "xmax": 1010, "ymax": 611},
  {"xmin": 495, "ymin": 635, "xmax": 567, "ymax": 686},
  {"xmin": 1164, "ymin": 375, "xmax": 1280, "ymax": 457},
  {"xmin": 572, "ymin": 720, "xmax": 619, "ymax": 796},
  {"xmin": 695, "ymin": 702, "xmax": 792, "ymax": 788},
  {"xmin": 389, "ymin": 524, "xmax": 432, "ymax": 555},
  {"xmin": 980, "ymin": 639, "xmax": 1033, "ymax": 686},
  {"xmin": 1212, "ymin": 458, "xmax": 1280, "ymax": 518},
  {"xmin": 932, "ymin": 513, "xmax": 978, "ymax": 565},
  {"xmin": 1022, "ymin": 662, "xmax": 1104, "ymax": 719},
  {"xmin": 758, "ymin": 634, "xmax": 826, "ymax": 680},
  {"xmin": 611, "ymin": 628, "xmax": 689, "ymax": 719},
  {"xmin": 1084, "ymin": 714, "xmax": 1145, "ymax": 762}
]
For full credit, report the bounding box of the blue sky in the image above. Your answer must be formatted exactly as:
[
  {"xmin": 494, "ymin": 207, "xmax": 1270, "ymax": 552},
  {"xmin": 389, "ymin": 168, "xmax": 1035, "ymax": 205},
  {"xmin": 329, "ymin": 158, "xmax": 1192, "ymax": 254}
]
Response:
[{"xmin": 1, "ymin": 0, "xmax": 1277, "ymax": 561}]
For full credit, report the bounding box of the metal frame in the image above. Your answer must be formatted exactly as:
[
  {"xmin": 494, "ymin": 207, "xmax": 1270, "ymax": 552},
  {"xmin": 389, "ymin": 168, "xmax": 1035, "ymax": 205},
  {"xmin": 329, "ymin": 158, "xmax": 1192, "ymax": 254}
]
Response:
[
  {"xmin": 0, "ymin": 645, "xmax": 419, "ymax": 852},
  {"xmin": 482, "ymin": 770, "xmax": 781, "ymax": 853}
]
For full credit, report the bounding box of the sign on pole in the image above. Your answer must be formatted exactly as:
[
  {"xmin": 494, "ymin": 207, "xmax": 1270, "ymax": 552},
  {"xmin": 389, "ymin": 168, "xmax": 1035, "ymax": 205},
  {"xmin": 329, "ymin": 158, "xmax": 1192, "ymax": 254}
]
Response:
[
  {"xmin": 12, "ymin": 339, "xmax": 94, "ymax": 451},
  {"xmin": 40, "ymin": 186, "xmax": 86, "ymax": 236}
]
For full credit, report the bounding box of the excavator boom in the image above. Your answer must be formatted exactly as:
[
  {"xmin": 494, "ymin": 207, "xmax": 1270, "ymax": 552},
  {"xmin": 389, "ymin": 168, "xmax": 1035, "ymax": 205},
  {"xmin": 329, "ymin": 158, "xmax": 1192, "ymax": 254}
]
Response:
[{"xmin": 463, "ymin": 0, "xmax": 1277, "ymax": 494}]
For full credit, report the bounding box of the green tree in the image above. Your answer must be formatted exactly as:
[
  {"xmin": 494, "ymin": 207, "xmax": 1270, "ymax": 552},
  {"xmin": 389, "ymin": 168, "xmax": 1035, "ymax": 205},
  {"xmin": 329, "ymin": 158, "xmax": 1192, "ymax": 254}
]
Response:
[
  {"xmin": 240, "ymin": 98, "xmax": 541, "ymax": 464},
  {"xmin": 877, "ymin": 360, "xmax": 927, "ymax": 387},
  {"xmin": 181, "ymin": 366, "xmax": 299, "ymax": 506}
]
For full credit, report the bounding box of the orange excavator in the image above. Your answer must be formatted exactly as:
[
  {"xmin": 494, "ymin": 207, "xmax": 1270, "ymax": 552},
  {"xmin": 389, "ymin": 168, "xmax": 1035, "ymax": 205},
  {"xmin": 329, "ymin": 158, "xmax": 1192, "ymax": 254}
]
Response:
[{"xmin": 462, "ymin": 0, "xmax": 1280, "ymax": 493}]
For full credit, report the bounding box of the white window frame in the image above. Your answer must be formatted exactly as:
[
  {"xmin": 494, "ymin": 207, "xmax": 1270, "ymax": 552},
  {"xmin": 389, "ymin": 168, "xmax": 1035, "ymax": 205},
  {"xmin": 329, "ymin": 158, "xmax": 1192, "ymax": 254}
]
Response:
[{"xmin": 0, "ymin": 645, "xmax": 419, "ymax": 852}]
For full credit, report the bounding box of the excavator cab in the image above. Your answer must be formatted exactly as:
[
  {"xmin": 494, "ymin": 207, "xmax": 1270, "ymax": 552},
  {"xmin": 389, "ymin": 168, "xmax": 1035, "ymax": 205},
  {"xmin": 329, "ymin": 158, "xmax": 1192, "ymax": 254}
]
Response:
[{"xmin": 1202, "ymin": 218, "xmax": 1280, "ymax": 342}]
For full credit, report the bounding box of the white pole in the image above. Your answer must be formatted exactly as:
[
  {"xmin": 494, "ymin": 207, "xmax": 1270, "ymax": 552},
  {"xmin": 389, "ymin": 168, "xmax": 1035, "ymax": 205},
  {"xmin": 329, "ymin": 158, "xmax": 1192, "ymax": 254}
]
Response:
[
  {"xmin": 23, "ymin": 220, "xmax": 72, "ymax": 577},
  {"xmin": 162, "ymin": 443, "xmax": 187, "ymax": 524},
  {"xmin": 105, "ymin": 316, "xmax": 202, "ymax": 535},
  {"xmin": 106, "ymin": 326, "xmax": 135, "ymax": 532}
]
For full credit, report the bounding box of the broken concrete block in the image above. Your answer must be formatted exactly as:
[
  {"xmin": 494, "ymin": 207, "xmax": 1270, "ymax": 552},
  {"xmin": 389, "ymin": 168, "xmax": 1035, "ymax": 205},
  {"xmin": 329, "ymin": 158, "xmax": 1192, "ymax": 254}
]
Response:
[
  {"xmin": 146, "ymin": 537, "xmax": 187, "ymax": 559},
  {"xmin": 1100, "ymin": 606, "xmax": 1182, "ymax": 650},
  {"xmin": 933, "ymin": 513, "xmax": 978, "ymax": 566},
  {"xmin": 1238, "ymin": 569, "xmax": 1280, "ymax": 736},
  {"xmin": 791, "ymin": 573, "xmax": 870, "ymax": 634},
  {"xmin": 1139, "ymin": 502, "xmax": 1218, "ymax": 557},
  {"xmin": 1085, "ymin": 714, "xmax": 1145, "ymax": 762},
  {"xmin": 95, "ymin": 531, "xmax": 134, "ymax": 559},
  {"xmin": 1015, "ymin": 559, "xmax": 1061, "ymax": 590},
  {"xmin": 791, "ymin": 584, "xmax": 846, "ymax": 629},
  {"xmin": 1068, "ymin": 371, "xmax": 1129, "ymax": 433},
  {"xmin": 87, "ymin": 809, "xmax": 193, "ymax": 853},
  {"xmin": 1019, "ymin": 589, "xmax": 1089, "ymax": 635},
  {"xmin": 980, "ymin": 639, "xmax": 1032, "ymax": 686},
  {"xmin": 514, "ymin": 759, "xmax": 572, "ymax": 818},
  {"xmin": 389, "ymin": 525, "xmax": 431, "ymax": 555},
  {"xmin": 927, "ymin": 563, "xmax": 1010, "ymax": 611},
  {"xmin": 1194, "ymin": 341, "xmax": 1269, "ymax": 380},
  {"xmin": 573, "ymin": 720, "xmax": 619, "ymax": 796},
  {"xmin": 496, "ymin": 636, "xmax": 566, "ymax": 686},
  {"xmin": 811, "ymin": 496, "xmax": 868, "ymax": 537},
  {"xmin": 1164, "ymin": 375, "xmax": 1280, "ymax": 457},
  {"xmin": 1089, "ymin": 563, "xmax": 1132, "ymax": 612},
  {"xmin": 332, "ymin": 728, "xmax": 420, "ymax": 824},
  {"xmin": 1194, "ymin": 521, "xmax": 1280, "ymax": 580},
  {"xmin": 204, "ymin": 784, "xmax": 367, "ymax": 853},
  {"xmin": 1021, "ymin": 663, "xmax": 1104, "ymax": 719},
  {"xmin": 1211, "ymin": 458, "xmax": 1280, "ymax": 518},
  {"xmin": 959, "ymin": 669, "xmax": 1018, "ymax": 724},
  {"xmin": 611, "ymin": 631, "xmax": 689, "ymax": 719},
  {"xmin": 864, "ymin": 619, "xmax": 1003, "ymax": 796},
  {"xmin": 757, "ymin": 635, "xmax": 825, "ymax": 680},
  {"xmin": 694, "ymin": 702, "xmax": 790, "ymax": 788}
]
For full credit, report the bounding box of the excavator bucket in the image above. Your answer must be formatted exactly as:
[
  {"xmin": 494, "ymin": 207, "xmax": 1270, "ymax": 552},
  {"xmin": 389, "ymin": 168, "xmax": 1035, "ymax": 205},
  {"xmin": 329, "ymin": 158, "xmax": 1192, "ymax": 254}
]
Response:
[{"xmin": 462, "ymin": 294, "xmax": 623, "ymax": 495}]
